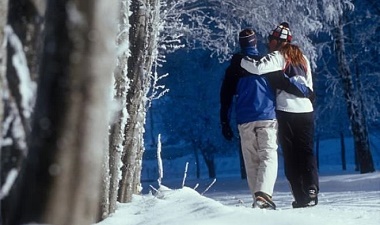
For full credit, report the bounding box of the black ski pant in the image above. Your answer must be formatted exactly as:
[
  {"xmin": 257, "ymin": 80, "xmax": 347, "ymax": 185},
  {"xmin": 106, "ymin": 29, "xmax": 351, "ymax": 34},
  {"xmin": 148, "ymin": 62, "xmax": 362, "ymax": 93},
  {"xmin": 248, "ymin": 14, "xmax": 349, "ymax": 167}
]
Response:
[{"xmin": 276, "ymin": 110, "xmax": 319, "ymax": 203}]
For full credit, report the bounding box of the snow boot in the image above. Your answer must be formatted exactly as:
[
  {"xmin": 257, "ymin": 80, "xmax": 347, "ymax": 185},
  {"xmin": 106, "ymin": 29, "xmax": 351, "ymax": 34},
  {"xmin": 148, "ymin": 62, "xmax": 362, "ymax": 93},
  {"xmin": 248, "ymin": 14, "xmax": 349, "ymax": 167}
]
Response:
[
  {"xmin": 292, "ymin": 191, "xmax": 318, "ymax": 208},
  {"xmin": 307, "ymin": 185, "xmax": 318, "ymax": 206},
  {"xmin": 292, "ymin": 196, "xmax": 318, "ymax": 208},
  {"xmin": 308, "ymin": 186, "xmax": 318, "ymax": 200},
  {"xmin": 253, "ymin": 192, "xmax": 276, "ymax": 210}
]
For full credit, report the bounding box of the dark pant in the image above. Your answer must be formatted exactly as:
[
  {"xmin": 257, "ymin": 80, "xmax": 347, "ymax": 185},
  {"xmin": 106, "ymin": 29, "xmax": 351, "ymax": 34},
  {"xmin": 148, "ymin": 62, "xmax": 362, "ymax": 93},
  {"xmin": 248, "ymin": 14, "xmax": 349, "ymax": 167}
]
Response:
[{"xmin": 276, "ymin": 110, "xmax": 319, "ymax": 203}]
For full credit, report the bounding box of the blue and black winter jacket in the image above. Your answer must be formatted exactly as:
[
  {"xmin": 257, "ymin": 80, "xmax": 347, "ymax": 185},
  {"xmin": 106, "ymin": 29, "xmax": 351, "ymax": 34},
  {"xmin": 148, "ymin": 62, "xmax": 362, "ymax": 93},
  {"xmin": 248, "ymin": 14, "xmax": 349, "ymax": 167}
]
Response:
[{"xmin": 220, "ymin": 52, "xmax": 308, "ymax": 125}]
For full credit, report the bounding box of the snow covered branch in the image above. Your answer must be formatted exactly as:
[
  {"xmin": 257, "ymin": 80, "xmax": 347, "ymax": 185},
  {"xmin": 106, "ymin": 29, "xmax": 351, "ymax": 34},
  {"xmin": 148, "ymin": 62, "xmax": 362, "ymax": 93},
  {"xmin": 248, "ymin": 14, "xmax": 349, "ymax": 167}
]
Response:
[
  {"xmin": 201, "ymin": 178, "xmax": 216, "ymax": 195},
  {"xmin": 157, "ymin": 134, "xmax": 163, "ymax": 187},
  {"xmin": 0, "ymin": 169, "xmax": 18, "ymax": 199},
  {"xmin": 181, "ymin": 162, "xmax": 189, "ymax": 188},
  {"xmin": 5, "ymin": 25, "xmax": 36, "ymax": 120}
]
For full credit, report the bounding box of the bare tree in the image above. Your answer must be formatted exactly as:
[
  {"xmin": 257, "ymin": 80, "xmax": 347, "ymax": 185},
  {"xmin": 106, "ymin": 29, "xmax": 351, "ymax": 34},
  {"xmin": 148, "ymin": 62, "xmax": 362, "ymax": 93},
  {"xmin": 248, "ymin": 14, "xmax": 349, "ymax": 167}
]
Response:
[
  {"xmin": 0, "ymin": 0, "xmax": 9, "ymax": 142},
  {"xmin": 157, "ymin": 0, "xmax": 323, "ymax": 64},
  {"xmin": 1, "ymin": 0, "xmax": 40, "ymax": 222},
  {"xmin": 0, "ymin": 0, "xmax": 9, "ymax": 222},
  {"xmin": 104, "ymin": 0, "xmax": 131, "ymax": 217},
  {"xmin": 318, "ymin": 0, "xmax": 375, "ymax": 173},
  {"xmin": 332, "ymin": 19, "xmax": 374, "ymax": 173},
  {"xmin": 7, "ymin": 0, "xmax": 118, "ymax": 224},
  {"xmin": 140, "ymin": 0, "xmax": 327, "ymax": 184},
  {"xmin": 118, "ymin": 0, "xmax": 161, "ymax": 203}
]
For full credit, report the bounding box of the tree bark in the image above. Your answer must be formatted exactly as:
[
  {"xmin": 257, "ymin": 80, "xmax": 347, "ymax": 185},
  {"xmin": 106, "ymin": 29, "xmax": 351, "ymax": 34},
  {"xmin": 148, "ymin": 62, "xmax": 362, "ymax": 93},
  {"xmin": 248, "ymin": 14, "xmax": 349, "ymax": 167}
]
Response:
[
  {"xmin": 333, "ymin": 17, "xmax": 375, "ymax": 174},
  {"xmin": 345, "ymin": 8, "xmax": 374, "ymax": 172},
  {"xmin": 3, "ymin": 0, "xmax": 41, "ymax": 151},
  {"xmin": 106, "ymin": 0, "xmax": 130, "ymax": 216},
  {"xmin": 0, "ymin": 0, "xmax": 8, "ymax": 141},
  {"xmin": 8, "ymin": 0, "xmax": 117, "ymax": 224},
  {"xmin": 1, "ymin": 1, "xmax": 39, "ymax": 223},
  {"xmin": 340, "ymin": 131, "xmax": 346, "ymax": 170},
  {"xmin": 0, "ymin": 1, "xmax": 9, "ymax": 223},
  {"xmin": 118, "ymin": 0, "xmax": 160, "ymax": 203},
  {"xmin": 100, "ymin": 135, "xmax": 110, "ymax": 220}
]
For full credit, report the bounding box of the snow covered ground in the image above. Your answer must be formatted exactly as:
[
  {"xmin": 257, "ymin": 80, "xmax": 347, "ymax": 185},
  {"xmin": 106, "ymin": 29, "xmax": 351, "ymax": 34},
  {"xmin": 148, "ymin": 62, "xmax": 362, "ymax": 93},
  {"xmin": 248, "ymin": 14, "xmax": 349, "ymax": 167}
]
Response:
[
  {"xmin": 96, "ymin": 136, "xmax": 380, "ymax": 225},
  {"xmin": 96, "ymin": 171, "xmax": 380, "ymax": 225}
]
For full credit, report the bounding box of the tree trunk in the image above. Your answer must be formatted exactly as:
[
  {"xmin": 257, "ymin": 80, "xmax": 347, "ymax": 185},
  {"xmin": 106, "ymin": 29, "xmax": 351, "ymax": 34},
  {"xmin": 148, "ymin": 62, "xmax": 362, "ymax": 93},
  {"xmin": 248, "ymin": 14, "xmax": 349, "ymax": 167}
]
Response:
[
  {"xmin": 118, "ymin": 0, "xmax": 160, "ymax": 203},
  {"xmin": 199, "ymin": 141, "xmax": 216, "ymax": 179},
  {"xmin": 6, "ymin": 0, "xmax": 43, "ymax": 131},
  {"xmin": 1, "ymin": 0, "xmax": 39, "ymax": 223},
  {"xmin": 100, "ymin": 136, "xmax": 111, "ymax": 220},
  {"xmin": 8, "ymin": 0, "xmax": 117, "ymax": 224},
  {"xmin": 106, "ymin": 0, "xmax": 130, "ymax": 216},
  {"xmin": 0, "ymin": 2, "xmax": 9, "ymax": 223},
  {"xmin": 119, "ymin": 91, "xmax": 145, "ymax": 202},
  {"xmin": 0, "ymin": 0, "xmax": 8, "ymax": 142},
  {"xmin": 333, "ymin": 17, "xmax": 375, "ymax": 174},
  {"xmin": 201, "ymin": 151, "xmax": 216, "ymax": 178},
  {"xmin": 345, "ymin": 10, "xmax": 373, "ymax": 172},
  {"xmin": 340, "ymin": 131, "xmax": 346, "ymax": 171},
  {"xmin": 192, "ymin": 142, "xmax": 201, "ymax": 179}
]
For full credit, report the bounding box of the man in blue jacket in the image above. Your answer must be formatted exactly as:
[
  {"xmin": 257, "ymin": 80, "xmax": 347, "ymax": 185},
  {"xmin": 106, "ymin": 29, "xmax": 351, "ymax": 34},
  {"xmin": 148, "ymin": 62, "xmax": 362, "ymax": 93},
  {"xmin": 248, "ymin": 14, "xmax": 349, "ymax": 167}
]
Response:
[{"xmin": 220, "ymin": 28, "xmax": 311, "ymax": 210}]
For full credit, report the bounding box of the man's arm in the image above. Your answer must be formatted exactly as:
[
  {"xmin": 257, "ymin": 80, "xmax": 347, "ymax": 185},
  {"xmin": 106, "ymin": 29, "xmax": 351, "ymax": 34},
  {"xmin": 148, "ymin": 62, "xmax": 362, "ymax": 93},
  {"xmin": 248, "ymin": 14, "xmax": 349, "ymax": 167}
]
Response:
[
  {"xmin": 220, "ymin": 57, "xmax": 239, "ymax": 124},
  {"xmin": 264, "ymin": 70, "xmax": 312, "ymax": 98},
  {"xmin": 220, "ymin": 55, "xmax": 240, "ymax": 140},
  {"xmin": 241, "ymin": 51, "xmax": 285, "ymax": 75}
]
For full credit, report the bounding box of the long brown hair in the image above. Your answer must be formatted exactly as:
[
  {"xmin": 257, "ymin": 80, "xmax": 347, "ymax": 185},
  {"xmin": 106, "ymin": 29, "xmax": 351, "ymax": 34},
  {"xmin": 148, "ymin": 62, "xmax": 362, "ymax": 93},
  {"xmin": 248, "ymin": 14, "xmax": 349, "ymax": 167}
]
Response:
[{"xmin": 279, "ymin": 44, "xmax": 307, "ymax": 72}]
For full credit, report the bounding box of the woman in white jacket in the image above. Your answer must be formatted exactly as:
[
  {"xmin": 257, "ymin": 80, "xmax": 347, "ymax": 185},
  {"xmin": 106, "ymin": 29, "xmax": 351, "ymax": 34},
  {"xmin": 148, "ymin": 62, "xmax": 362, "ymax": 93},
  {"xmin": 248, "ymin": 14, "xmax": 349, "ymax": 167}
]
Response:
[{"xmin": 241, "ymin": 22, "xmax": 319, "ymax": 208}]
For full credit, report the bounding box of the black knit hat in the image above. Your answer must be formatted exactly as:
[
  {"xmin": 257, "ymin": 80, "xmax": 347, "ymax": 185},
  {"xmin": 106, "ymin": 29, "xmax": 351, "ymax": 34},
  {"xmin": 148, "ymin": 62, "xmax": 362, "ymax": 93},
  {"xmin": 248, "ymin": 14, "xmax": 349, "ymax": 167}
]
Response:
[
  {"xmin": 269, "ymin": 22, "xmax": 292, "ymax": 42},
  {"xmin": 239, "ymin": 28, "xmax": 257, "ymax": 48}
]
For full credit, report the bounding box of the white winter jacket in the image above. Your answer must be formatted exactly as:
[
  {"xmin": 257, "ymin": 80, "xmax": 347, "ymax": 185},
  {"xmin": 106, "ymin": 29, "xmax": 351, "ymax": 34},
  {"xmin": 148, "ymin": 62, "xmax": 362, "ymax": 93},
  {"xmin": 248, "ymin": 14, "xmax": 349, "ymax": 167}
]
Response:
[{"xmin": 241, "ymin": 51, "xmax": 313, "ymax": 113}]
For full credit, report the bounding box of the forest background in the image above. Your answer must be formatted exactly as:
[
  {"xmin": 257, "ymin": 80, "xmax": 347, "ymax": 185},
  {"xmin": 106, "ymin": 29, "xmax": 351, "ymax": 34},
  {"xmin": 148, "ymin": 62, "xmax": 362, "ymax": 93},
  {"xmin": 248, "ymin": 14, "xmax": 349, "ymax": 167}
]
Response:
[{"xmin": 0, "ymin": 0, "xmax": 379, "ymax": 225}]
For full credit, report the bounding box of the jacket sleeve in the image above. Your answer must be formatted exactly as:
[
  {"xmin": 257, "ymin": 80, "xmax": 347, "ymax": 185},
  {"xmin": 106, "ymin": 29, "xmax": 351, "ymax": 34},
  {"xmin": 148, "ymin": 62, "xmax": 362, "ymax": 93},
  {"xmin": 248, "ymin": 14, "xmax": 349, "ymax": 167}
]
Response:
[
  {"xmin": 264, "ymin": 71, "xmax": 311, "ymax": 98},
  {"xmin": 220, "ymin": 55, "xmax": 240, "ymax": 124},
  {"xmin": 241, "ymin": 51, "xmax": 285, "ymax": 75}
]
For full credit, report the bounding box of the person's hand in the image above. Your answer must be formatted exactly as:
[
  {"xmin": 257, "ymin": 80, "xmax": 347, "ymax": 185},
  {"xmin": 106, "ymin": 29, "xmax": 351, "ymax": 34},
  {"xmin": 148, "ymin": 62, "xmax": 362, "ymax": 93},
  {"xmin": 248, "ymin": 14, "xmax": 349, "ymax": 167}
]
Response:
[
  {"xmin": 308, "ymin": 88, "xmax": 316, "ymax": 103},
  {"xmin": 221, "ymin": 122, "xmax": 233, "ymax": 141}
]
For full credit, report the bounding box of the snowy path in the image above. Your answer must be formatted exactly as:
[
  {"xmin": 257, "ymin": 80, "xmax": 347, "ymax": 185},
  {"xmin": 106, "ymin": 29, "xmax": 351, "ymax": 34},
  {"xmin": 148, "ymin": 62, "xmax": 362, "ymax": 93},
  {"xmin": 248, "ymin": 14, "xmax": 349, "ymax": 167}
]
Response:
[
  {"xmin": 207, "ymin": 189, "xmax": 380, "ymax": 211},
  {"xmin": 202, "ymin": 172, "xmax": 380, "ymax": 207},
  {"xmin": 202, "ymin": 172, "xmax": 380, "ymax": 225}
]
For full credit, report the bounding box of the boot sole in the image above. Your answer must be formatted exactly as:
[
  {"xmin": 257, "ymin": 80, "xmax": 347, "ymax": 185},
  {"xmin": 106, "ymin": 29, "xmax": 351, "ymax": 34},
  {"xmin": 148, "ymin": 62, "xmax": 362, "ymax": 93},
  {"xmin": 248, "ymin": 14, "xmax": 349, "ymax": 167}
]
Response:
[{"xmin": 255, "ymin": 196, "xmax": 276, "ymax": 210}]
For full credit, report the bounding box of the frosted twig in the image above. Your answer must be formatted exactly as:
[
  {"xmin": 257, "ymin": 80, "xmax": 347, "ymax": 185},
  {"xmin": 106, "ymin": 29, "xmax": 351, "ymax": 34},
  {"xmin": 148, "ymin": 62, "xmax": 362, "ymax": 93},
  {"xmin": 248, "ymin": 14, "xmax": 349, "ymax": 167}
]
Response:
[
  {"xmin": 4, "ymin": 25, "xmax": 35, "ymax": 119},
  {"xmin": 201, "ymin": 178, "xmax": 216, "ymax": 195},
  {"xmin": 0, "ymin": 169, "xmax": 18, "ymax": 199},
  {"xmin": 149, "ymin": 185, "xmax": 160, "ymax": 195},
  {"xmin": 157, "ymin": 134, "xmax": 163, "ymax": 188},
  {"xmin": 181, "ymin": 162, "xmax": 189, "ymax": 188}
]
